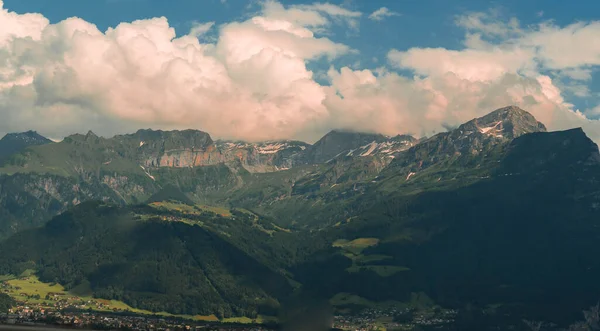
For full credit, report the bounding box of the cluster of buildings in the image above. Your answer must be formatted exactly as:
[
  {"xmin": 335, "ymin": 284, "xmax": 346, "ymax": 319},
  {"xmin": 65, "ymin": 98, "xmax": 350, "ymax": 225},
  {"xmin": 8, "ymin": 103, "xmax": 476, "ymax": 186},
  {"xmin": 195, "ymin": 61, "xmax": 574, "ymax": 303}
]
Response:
[
  {"xmin": 332, "ymin": 307, "xmax": 457, "ymax": 330},
  {"xmin": 1, "ymin": 282, "xmax": 275, "ymax": 330},
  {"xmin": 1, "ymin": 310, "xmax": 276, "ymax": 330},
  {"xmin": 2, "ymin": 278, "xmax": 459, "ymax": 330}
]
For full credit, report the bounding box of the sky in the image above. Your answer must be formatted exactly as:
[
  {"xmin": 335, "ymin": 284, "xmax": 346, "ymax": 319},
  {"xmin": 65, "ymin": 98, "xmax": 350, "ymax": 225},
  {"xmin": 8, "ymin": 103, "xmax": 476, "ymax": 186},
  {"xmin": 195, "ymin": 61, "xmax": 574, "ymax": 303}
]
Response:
[{"xmin": 1, "ymin": 0, "xmax": 600, "ymax": 143}]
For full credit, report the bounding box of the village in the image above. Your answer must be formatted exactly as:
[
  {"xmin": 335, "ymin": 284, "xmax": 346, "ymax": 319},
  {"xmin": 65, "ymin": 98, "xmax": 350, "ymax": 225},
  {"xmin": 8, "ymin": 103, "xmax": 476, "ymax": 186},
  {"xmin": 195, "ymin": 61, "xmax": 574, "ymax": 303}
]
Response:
[
  {"xmin": 1, "ymin": 275, "xmax": 458, "ymax": 330},
  {"xmin": 0, "ymin": 309, "xmax": 276, "ymax": 330},
  {"xmin": 332, "ymin": 307, "xmax": 457, "ymax": 330},
  {"xmin": 0, "ymin": 276, "xmax": 276, "ymax": 330}
]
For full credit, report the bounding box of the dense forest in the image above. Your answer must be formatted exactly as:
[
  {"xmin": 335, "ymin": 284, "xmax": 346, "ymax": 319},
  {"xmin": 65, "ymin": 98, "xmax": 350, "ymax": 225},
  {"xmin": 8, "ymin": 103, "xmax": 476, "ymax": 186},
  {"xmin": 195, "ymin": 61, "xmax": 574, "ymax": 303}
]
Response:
[{"xmin": 0, "ymin": 201, "xmax": 293, "ymax": 317}]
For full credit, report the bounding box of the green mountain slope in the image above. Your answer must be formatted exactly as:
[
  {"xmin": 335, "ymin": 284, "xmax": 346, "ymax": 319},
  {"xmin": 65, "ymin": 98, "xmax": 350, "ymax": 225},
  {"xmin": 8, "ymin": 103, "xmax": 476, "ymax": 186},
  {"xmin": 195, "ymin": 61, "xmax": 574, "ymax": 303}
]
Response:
[
  {"xmin": 290, "ymin": 127, "xmax": 600, "ymax": 325},
  {"xmin": 0, "ymin": 201, "xmax": 293, "ymax": 317}
]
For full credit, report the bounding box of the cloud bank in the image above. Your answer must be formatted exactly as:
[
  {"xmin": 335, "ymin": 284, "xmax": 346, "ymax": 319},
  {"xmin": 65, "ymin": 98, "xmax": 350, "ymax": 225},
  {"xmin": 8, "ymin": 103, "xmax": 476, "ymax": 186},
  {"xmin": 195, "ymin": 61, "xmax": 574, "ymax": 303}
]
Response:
[{"xmin": 0, "ymin": 0, "xmax": 599, "ymax": 143}]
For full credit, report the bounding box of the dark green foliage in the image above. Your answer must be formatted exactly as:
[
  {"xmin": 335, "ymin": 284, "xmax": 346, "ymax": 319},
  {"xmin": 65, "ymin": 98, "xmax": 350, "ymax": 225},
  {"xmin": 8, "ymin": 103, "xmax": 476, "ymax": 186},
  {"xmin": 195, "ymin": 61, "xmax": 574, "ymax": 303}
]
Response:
[
  {"xmin": 0, "ymin": 293, "xmax": 15, "ymax": 313},
  {"xmin": 0, "ymin": 202, "xmax": 292, "ymax": 317}
]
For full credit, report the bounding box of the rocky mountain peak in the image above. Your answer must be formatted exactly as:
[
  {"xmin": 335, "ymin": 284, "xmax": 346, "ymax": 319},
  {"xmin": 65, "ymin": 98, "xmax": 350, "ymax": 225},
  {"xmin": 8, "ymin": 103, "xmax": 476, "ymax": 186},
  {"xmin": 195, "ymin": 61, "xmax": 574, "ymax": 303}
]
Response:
[
  {"xmin": 383, "ymin": 106, "xmax": 551, "ymax": 178},
  {"xmin": 458, "ymin": 105, "xmax": 547, "ymax": 140},
  {"xmin": 302, "ymin": 130, "xmax": 390, "ymax": 164},
  {"xmin": 0, "ymin": 131, "xmax": 52, "ymax": 164},
  {"xmin": 1, "ymin": 130, "xmax": 51, "ymax": 144}
]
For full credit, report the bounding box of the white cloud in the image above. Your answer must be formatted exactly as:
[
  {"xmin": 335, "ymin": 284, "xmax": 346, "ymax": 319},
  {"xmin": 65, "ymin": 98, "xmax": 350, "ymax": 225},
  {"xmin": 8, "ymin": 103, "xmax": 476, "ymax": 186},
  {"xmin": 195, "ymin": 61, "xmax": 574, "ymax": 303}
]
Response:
[
  {"xmin": 1, "ymin": 2, "xmax": 600, "ymax": 146},
  {"xmin": 261, "ymin": 1, "xmax": 361, "ymax": 32},
  {"xmin": 388, "ymin": 47, "xmax": 536, "ymax": 82},
  {"xmin": 559, "ymin": 68, "xmax": 593, "ymax": 81},
  {"xmin": 455, "ymin": 10, "xmax": 522, "ymax": 39},
  {"xmin": 524, "ymin": 21, "xmax": 600, "ymax": 69},
  {"xmin": 384, "ymin": 10, "xmax": 600, "ymax": 142},
  {"xmin": 189, "ymin": 21, "xmax": 215, "ymax": 37},
  {"xmin": 368, "ymin": 7, "xmax": 400, "ymax": 21},
  {"xmin": 0, "ymin": 0, "xmax": 352, "ymax": 141}
]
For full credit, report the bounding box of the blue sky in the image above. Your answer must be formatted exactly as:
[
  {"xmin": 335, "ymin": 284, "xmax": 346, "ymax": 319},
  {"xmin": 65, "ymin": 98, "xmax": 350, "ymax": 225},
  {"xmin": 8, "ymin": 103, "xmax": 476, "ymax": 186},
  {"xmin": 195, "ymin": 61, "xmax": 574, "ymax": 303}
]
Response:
[
  {"xmin": 1, "ymin": 0, "xmax": 600, "ymax": 142},
  {"xmin": 6, "ymin": 0, "xmax": 599, "ymax": 56}
]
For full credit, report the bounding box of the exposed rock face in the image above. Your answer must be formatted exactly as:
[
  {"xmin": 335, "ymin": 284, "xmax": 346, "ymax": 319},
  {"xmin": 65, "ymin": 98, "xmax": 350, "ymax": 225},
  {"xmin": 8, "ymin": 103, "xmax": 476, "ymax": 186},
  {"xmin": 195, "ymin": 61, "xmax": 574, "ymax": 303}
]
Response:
[
  {"xmin": 215, "ymin": 140, "xmax": 309, "ymax": 172},
  {"xmin": 119, "ymin": 129, "xmax": 223, "ymax": 168},
  {"xmin": 140, "ymin": 144, "xmax": 224, "ymax": 168},
  {"xmin": 385, "ymin": 106, "xmax": 548, "ymax": 176},
  {"xmin": 342, "ymin": 134, "xmax": 417, "ymax": 160},
  {"xmin": 298, "ymin": 130, "xmax": 390, "ymax": 164},
  {"xmin": 457, "ymin": 105, "xmax": 547, "ymax": 140},
  {"xmin": 0, "ymin": 172, "xmax": 158, "ymax": 237}
]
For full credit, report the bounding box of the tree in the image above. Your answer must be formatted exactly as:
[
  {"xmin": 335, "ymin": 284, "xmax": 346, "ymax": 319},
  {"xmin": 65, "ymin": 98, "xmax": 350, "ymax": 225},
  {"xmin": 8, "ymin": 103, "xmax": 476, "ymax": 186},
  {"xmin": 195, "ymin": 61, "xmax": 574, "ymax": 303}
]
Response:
[{"xmin": 0, "ymin": 293, "xmax": 15, "ymax": 313}]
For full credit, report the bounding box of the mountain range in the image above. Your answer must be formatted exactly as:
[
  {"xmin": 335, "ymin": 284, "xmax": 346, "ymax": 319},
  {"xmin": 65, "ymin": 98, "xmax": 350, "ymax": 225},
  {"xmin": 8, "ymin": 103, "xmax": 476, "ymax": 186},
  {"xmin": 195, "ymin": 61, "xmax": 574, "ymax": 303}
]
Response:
[{"xmin": 0, "ymin": 105, "xmax": 599, "ymax": 329}]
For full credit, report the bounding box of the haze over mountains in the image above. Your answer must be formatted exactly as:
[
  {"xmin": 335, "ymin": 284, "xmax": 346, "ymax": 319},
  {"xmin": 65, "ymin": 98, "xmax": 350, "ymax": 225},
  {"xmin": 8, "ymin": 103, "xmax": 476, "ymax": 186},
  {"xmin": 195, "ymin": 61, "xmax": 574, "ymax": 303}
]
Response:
[{"xmin": 0, "ymin": 106, "xmax": 599, "ymax": 329}]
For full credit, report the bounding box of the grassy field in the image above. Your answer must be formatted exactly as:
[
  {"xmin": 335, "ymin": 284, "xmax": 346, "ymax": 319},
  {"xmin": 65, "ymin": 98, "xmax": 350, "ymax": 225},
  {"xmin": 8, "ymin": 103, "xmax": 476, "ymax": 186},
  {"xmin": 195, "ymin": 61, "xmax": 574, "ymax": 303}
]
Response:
[
  {"xmin": 1, "ymin": 276, "xmax": 235, "ymax": 322},
  {"xmin": 333, "ymin": 238, "xmax": 380, "ymax": 255},
  {"xmin": 333, "ymin": 239, "xmax": 410, "ymax": 277},
  {"xmin": 148, "ymin": 201, "xmax": 287, "ymax": 236},
  {"xmin": 149, "ymin": 201, "xmax": 232, "ymax": 217}
]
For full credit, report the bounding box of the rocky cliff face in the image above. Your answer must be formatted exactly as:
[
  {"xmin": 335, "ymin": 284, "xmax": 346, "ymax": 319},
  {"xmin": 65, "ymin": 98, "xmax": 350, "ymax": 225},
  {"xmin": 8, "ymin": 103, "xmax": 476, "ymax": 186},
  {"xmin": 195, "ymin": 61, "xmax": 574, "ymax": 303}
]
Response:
[
  {"xmin": 383, "ymin": 106, "xmax": 548, "ymax": 179},
  {"xmin": 215, "ymin": 140, "xmax": 309, "ymax": 172},
  {"xmin": 0, "ymin": 172, "xmax": 158, "ymax": 237}
]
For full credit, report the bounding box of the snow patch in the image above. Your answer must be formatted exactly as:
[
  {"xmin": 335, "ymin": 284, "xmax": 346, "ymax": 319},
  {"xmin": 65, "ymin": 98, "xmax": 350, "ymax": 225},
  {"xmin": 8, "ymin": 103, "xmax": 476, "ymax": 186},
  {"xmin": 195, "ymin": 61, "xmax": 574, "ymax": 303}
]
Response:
[
  {"xmin": 140, "ymin": 165, "xmax": 155, "ymax": 181},
  {"xmin": 360, "ymin": 141, "xmax": 378, "ymax": 156},
  {"xmin": 257, "ymin": 143, "xmax": 286, "ymax": 154},
  {"xmin": 139, "ymin": 141, "xmax": 145, "ymax": 147},
  {"xmin": 479, "ymin": 121, "xmax": 502, "ymax": 134}
]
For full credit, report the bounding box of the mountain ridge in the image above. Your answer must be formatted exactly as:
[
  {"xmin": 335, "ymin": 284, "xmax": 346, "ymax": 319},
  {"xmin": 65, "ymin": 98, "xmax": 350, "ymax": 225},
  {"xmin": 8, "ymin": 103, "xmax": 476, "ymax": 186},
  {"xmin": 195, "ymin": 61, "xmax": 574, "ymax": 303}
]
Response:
[{"xmin": 0, "ymin": 110, "xmax": 599, "ymax": 327}]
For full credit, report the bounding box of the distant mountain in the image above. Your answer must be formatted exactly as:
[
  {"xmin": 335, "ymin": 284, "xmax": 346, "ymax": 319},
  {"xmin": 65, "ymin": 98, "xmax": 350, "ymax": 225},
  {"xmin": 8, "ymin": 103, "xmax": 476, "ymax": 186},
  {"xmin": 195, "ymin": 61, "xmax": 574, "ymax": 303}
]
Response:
[
  {"xmin": 1, "ymin": 106, "xmax": 600, "ymax": 327},
  {"xmin": 298, "ymin": 130, "xmax": 390, "ymax": 164},
  {"xmin": 0, "ymin": 130, "xmax": 52, "ymax": 164},
  {"xmin": 383, "ymin": 105, "xmax": 547, "ymax": 178},
  {"xmin": 344, "ymin": 134, "xmax": 417, "ymax": 160}
]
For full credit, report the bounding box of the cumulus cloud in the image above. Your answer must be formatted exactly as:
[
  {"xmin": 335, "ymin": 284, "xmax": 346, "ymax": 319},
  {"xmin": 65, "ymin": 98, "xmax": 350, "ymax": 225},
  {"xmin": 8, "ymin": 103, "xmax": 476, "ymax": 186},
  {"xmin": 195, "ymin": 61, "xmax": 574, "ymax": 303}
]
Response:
[
  {"xmin": 0, "ymin": 1, "xmax": 600, "ymax": 145},
  {"xmin": 368, "ymin": 7, "xmax": 400, "ymax": 21},
  {"xmin": 384, "ymin": 10, "xmax": 600, "ymax": 142},
  {"xmin": 261, "ymin": 1, "xmax": 361, "ymax": 32},
  {"xmin": 0, "ymin": 0, "xmax": 351, "ymax": 141}
]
